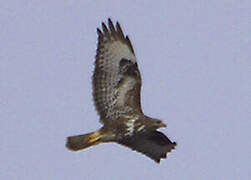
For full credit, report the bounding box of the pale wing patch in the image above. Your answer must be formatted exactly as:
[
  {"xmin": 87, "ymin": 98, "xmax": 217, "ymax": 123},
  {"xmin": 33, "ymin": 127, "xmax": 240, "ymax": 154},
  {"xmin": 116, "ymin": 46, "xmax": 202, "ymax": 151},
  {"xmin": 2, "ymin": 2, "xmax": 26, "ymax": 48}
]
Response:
[
  {"xmin": 108, "ymin": 41, "xmax": 137, "ymax": 63},
  {"xmin": 117, "ymin": 76, "xmax": 136, "ymax": 106},
  {"xmin": 98, "ymin": 40, "xmax": 136, "ymax": 73}
]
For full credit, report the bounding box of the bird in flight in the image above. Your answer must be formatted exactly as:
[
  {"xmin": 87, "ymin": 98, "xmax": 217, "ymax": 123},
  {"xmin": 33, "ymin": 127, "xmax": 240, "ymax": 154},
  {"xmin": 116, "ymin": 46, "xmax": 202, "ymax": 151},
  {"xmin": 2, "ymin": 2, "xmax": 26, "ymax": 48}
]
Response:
[{"xmin": 66, "ymin": 18, "xmax": 176, "ymax": 163}]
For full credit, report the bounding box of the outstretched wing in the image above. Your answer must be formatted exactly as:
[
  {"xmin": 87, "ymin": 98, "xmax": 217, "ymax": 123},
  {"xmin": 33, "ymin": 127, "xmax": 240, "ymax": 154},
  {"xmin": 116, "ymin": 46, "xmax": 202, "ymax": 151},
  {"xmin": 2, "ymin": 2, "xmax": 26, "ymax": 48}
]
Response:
[{"xmin": 93, "ymin": 19, "xmax": 142, "ymax": 124}]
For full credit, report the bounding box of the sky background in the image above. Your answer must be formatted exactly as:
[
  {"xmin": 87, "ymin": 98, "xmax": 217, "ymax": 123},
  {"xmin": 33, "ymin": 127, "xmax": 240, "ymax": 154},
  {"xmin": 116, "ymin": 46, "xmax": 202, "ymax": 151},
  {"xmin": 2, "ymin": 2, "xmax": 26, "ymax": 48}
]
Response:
[{"xmin": 1, "ymin": 0, "xmax": 250, "ymax": 179}]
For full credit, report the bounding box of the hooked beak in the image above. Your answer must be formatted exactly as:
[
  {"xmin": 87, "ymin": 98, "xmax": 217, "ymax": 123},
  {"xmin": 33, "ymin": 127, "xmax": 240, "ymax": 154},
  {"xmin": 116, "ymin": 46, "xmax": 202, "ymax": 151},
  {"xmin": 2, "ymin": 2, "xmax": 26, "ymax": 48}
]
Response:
[
  {"xmin": 159, "ymin": 122, "xmax": 167, "ymax": 128},
  {"xmin": 155, "ymin": 120, "xmax": 167, "ymax": 128}
]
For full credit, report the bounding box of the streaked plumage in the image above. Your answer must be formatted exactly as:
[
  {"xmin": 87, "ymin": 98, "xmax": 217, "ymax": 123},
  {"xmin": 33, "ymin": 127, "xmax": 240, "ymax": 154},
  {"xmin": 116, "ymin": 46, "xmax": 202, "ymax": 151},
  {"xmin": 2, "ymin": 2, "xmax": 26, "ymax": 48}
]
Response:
[{"xmin": 66, "ymin": 19, "xmax": 176, "ymax": 163}]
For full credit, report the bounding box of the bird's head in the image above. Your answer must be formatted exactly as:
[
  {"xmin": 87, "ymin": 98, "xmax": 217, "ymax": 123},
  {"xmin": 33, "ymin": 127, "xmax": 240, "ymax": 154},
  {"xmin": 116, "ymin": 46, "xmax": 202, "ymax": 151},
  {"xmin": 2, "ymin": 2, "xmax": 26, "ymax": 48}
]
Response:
[
  {"xmin": 146, "ymin": 117, "xmax": 167, "ymax": 129},
  {"xmin": 154, "ymin": 119, "xmax": 167, "ymax": 128}
]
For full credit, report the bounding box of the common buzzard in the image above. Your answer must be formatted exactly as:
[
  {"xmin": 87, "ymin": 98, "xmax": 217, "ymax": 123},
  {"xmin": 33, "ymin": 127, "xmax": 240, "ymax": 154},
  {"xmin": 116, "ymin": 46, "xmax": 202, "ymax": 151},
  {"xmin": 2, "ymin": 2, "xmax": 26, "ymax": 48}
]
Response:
[{"xmin": 66, "ymin": 19, "xmax": 176, "ymax": 163}]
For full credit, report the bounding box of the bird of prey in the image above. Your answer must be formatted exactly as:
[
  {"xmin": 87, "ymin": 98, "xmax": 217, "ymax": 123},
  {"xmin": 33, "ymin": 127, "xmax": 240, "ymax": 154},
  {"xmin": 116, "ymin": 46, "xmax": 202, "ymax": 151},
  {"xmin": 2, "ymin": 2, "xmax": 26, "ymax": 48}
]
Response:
[{"xmin": 66, "ymin": 18, "xmax": 176, "ymax": 163}]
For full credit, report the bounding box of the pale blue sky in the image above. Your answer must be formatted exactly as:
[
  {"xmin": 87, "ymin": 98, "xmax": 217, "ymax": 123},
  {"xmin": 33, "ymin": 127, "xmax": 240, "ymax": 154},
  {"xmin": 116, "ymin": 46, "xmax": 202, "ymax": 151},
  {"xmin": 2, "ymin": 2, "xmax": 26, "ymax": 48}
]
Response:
[{"xmin": 1, "ymin": 0, "xmax": 250, "ymax": 179}]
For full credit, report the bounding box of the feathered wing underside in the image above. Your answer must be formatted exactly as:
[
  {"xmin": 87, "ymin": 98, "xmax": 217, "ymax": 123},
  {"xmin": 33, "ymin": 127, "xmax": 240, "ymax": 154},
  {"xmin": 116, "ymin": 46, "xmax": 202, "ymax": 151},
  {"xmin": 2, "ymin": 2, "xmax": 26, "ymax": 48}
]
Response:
[
  {"xmin": 93, "ymin": 19, "xmax": 143, "ymax": 124},
  {"xmin": 118, "ymin": 131, "xmax": 177, "ymax": 163}
]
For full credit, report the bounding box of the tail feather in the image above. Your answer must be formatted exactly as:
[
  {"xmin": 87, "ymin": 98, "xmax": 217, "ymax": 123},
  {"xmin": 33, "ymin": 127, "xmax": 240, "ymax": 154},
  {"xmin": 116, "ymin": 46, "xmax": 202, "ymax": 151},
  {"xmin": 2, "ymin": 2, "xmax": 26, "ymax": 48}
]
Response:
[{"xmin": 66, "ymin": 131, "xmax": 102, "ymax": 151}]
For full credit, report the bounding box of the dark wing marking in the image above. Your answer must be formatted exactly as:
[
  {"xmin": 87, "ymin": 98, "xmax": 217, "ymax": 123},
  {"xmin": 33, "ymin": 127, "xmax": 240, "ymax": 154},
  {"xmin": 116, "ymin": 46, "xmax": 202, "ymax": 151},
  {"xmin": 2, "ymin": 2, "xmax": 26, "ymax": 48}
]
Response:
[
  {"xmin": 119, "ymin": 131, "xmax": 177, "ymax": 163},
  {"xmin": 93, "ymin": 19, "xmax": 142, "ymax": 124}
]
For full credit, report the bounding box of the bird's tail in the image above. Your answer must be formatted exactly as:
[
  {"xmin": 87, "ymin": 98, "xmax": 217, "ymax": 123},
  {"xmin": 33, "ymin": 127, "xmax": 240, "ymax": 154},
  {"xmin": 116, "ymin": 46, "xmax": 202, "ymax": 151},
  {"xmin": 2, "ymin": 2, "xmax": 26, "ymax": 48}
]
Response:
[{"xmin": 66, "ymin": 130, "xmax": 103, "ymax": 151}]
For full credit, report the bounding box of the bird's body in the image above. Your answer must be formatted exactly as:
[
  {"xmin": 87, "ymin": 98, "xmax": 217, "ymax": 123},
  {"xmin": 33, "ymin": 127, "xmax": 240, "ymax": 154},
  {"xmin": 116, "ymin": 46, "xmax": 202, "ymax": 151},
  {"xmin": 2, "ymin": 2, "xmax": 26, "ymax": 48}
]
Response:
[{"xmin": 66, "ymin": 19, "xmax": 176, "ymax": 163}]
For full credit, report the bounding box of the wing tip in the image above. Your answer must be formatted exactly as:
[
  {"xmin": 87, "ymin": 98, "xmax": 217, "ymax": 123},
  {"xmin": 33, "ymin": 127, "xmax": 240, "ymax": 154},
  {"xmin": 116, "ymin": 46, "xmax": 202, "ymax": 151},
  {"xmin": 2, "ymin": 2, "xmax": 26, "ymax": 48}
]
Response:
[
  {"xmin": 155, "ymin": 140, "xmax": 177, "ymax": 163},
  {"xmin": 97, "ymin": 28, "xmax": 102, "ymax": 36},
  {"xmin": 102, "ymin": 22, "xmax": 109, "ymax": 34},
  {"xmin": 118, "ymin": 130, "xmax": 177, "ymax": 163},
  {"xmin": 96, "ymin": 18, "xmax": 135, "ymax": 54}
]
